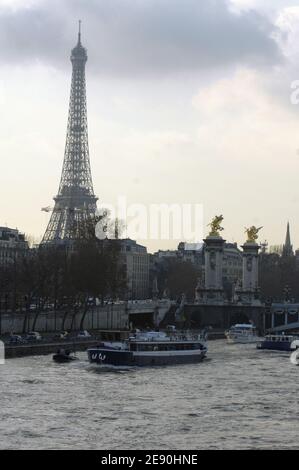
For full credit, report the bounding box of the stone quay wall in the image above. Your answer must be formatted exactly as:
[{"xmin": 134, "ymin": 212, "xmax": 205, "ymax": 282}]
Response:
[{"xmin": 0, "ymin": 305, "xmax": 129, "ymax": 335}]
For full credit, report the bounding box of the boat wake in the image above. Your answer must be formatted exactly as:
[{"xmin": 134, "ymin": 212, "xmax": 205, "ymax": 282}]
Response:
[
  {"xmin": 290, "ymin": 349, "xmax": 299, "ymax": 365},
  {"xmin": 86, "ymin": 363, "xmax": 136, "ymax": 374},
  {"xmin": 49, "ymin": 355, "xmax": 136, "ymax": 373},
  {"xmin": 67, "ymin": 359, "xmax": 132, "ymax": 372}
]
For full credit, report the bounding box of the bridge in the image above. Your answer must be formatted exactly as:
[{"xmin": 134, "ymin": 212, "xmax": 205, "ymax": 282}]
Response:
[{"xmin": 266, "ymin": 303, "xmax": 299, "ymax": 333}]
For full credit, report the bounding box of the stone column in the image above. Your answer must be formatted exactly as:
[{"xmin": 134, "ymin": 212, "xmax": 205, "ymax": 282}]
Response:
[
  {"xmin": 152, "ymin": 276, "xmax": 159, "ymax": 327},
  {"xmin": 195, "ymin": 277, "xmax": 204, "ymax": 303},
  {"xmin": 152, "ymin": 276, "xmax": 159, "ymax": 300},
  {"xmin": 240, "ymin": 241, "xmax": 260, "ymax": 305},
  {"xmin": 201, "ymin": 235, "xmax": 225, "ymax": 304}
]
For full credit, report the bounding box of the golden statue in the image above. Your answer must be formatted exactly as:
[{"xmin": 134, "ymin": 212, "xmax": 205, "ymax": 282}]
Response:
[
  {"xmin": 245, "ymin": 226, "xmax": 263, "ymax": 243},
  {"xmin": 208, "ymin": 215, "xmax": 224, "ymax": 236}
]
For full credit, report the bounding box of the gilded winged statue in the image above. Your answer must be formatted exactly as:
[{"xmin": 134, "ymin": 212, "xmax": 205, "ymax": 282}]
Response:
[
  {"xmin": 245, "ymin": 226, "xmax": 263, "ymax": 243},
  {"xmin": 208, "ymin": 215, "xmax": 224, "ymax": 236}
]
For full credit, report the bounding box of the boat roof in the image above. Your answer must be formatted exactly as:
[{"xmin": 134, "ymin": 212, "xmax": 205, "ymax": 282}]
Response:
[
  {"xmin": 129, "ymin": 330, "xmax": 204, "ymax": 343},
  {"xmin": 129, "ymin": 340, "xmax": 202, "ymax": 344},
  {"xmin": 266, "ymin": 334, "xmax": 295, "ymax": 338}
]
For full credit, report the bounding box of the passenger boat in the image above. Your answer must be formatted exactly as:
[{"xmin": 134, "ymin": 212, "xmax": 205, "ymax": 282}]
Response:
[
  {"xmin": 87, "ymin": 330, "xmax": 207, "ymax": 366},
  {"xmin": 225, "ymin": 324, "xmax": 259, "ymax": 344},
  {"xmin": 257, "ymin": 334, "xmax": 299, "ymax": 352}
]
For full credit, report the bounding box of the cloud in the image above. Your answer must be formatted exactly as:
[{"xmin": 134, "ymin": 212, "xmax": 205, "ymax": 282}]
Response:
[
  {"xmin": 231, "ymin": 0, "xmax": 299, "ymax": 15},
  {"xmin": 192, "ymin": 68, "xmax": 299, "ymax": 167},
  {"xmin": 275, "ymin": 7, "xmax": 299, "ymax": 62},
  {"xmin": 0, "ymin": 0, "xmax": 281, "ymax": 76}
]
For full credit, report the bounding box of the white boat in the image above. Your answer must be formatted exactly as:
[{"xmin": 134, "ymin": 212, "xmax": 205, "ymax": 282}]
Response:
[
  {"xmin": 88, "ymin": 329, "xmax": 208, "ymax": 366},
  {"xmin": 225, "ymin": 324, "xmax": 260, "ymax": 344}
]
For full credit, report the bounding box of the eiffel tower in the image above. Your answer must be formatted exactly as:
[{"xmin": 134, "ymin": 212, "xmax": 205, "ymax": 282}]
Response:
[{"xmin": 42, "ymin": 22, "xmax": 98, "ymax": 244}]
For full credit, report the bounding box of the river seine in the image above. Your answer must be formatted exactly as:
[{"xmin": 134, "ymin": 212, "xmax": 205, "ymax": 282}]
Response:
[{"xmin": 0, "ymin": 340, "xmax": 298, "ymax": 450}]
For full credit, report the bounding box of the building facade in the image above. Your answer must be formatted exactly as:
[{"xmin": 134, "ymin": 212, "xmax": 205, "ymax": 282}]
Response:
[
  {"xmin": 152, "ymin": 241, "xmax": 242, "ymax": 289},
  {"xmin": 120, "ymin": 239, "xmax": 149, "ymax": 300},
  {"xmin": 222, "ymin": 242, "xmax": 243, "ymax": 284},
  {"xmin": 0, "ymin": 227, "xmax": 29, "ymax": 266}
]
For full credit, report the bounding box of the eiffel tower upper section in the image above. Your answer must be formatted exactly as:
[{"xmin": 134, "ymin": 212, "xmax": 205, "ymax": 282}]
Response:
[{"xmin": 42, "ymin": 22, "xmax": 98, "ymax": 244}]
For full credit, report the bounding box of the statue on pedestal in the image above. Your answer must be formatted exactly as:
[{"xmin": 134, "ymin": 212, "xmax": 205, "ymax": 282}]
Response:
[
  {"xmin": 245, "ymin": 226, "xmax": 263, "ymax": 243},
  {"xmin": 208, "ymin": 215, "xmax": 224, "ymax": 236}
]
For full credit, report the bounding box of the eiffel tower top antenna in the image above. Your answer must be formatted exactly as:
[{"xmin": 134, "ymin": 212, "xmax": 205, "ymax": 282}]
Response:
[{"xmin": 78, "ymin": 19, "xmax": 81, "ymax": 43}]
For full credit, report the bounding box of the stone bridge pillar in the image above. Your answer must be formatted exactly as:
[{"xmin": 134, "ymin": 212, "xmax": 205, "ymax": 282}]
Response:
[
  {"xmin": 201, "ymin": 235, "xmax": 225, "ymax": 304},
  {"xmin": 239, "ymin": 241, "xmax": 260, "ymax": 305}
]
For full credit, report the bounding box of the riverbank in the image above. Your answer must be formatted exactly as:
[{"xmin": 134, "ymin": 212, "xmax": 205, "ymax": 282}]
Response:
[
  {"xmin": 4, "ymin": 330, "xmax": 225, "ymax": 359},
  {"xmin": 4, "ymin": 330, "xmax": 130, "ymax": 359},
  {"xmin": 5, "ymin": 339, "xmax": 100, "ymax": 359}
]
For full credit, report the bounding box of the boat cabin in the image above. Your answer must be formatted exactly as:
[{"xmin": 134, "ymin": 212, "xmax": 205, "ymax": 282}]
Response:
[{"xmin": 265, "ymin": 335, "xmax": 295, "ymax": 343}]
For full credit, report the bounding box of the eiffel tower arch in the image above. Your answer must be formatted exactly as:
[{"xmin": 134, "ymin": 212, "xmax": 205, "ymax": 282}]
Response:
[{"xmin": 42, "ymin": 22, "xmax": 98, "ymax": 245}]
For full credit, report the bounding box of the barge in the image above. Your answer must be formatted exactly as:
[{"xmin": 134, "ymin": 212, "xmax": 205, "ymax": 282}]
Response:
[{"xmin": 87, "ymin": 330, "xmax": 207, "ymax": 366}]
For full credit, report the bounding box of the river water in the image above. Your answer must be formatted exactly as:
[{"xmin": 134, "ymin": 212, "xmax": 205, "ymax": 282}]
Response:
[{"xmin": 0, "ymin": 340, "xmax": 298, "ymax": 450}]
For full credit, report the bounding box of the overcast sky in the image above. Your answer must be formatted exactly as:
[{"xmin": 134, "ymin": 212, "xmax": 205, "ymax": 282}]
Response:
[{"xmin": 1, "ymin": 0, "xmax": 299, "ymax": 252}]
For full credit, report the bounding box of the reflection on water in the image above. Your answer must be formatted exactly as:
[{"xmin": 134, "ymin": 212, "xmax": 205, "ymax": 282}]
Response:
[{"xmin": 0, "ymin": 340, "xmax": 298, "ymax": 450}]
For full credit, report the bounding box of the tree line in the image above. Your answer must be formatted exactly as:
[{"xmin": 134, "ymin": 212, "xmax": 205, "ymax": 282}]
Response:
[
  {"xmin": 0, "ymin": 217, "xmax": 127, "ymax": 330},
  {"xmin": 152, "ymin": 251, "xmax": 299, "ymax": 304}
]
